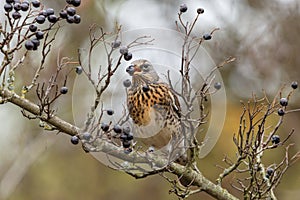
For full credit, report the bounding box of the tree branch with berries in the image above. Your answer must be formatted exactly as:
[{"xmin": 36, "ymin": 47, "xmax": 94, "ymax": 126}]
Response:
[{"xmin": 0, "ymin": 1, "xmax": 299, "ymax": 200}]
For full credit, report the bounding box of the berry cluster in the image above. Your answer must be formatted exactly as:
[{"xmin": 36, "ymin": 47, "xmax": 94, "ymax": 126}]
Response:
[{"xmin": 3, "ymin": 0, "xmax": 82, "ymax": 51}]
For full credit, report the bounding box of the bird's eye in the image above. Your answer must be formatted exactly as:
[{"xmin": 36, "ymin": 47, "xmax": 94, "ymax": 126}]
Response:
[{"xmin": 141, "ymin": 64, "xmax": 150, "ymax": 72}]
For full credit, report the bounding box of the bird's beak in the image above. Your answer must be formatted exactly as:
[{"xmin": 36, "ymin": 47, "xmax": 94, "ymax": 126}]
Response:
[{"xmin": 126, "ymin": 64, "xmax": 141, "ymax": 76}]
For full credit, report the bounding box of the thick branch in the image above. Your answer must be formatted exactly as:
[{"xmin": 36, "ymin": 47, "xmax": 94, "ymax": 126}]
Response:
[
  {"xmin": 0, "ymin": 89, "xmax": 238, "ymax": 200},
  {"xmin": 1, "ymin": 89, "xmax": 80, "ymax": 136}
]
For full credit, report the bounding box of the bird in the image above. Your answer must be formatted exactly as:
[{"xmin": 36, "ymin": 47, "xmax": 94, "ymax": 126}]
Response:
[{"xmin": 126, "ymin": 59, "xmax": 187, "ymax": 165}]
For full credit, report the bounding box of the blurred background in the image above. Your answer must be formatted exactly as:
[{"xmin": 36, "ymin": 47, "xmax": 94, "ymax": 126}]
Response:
[{"xmin": 0, "ymin": 0, "xmax": 300, "ymax": 199}]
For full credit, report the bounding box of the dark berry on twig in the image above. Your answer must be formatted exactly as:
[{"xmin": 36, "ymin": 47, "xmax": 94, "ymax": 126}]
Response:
[
  {"xmin": 6, "ymin": 0, "xmax": 14, "ymax": 3},
  {"xmin": 101, "ymin": 123, "xmax": 109, "ymax": 132},
  {"xmin": 197, "ymin": 8, "xmax": 204, "ymax": 14},
  {"xmin": 266, "ymin": 167, "xmax": 274, "ymax": 176},
  {"xmin": 39, "ymin": 10, "xmax": 48, "ymax": 16},
  {"xmin": 25, "ymin": 40, "xmax": 34, "ymax": 50},
  {"xmin": 66, "ymin": 6, "xmax": 76, "ymax": 16},
  {"xmin": 31, "ymin": 38, "xmax": 40, "ymax": 48},
  {"xmin": 32, "ymin": 0, "xmax": 41, "ymax": 8},
  {"xmin": 20, "ymin": 3, "xmax": 29, "ymax": 11},
  {"xmin": 71, "ymin": 136, "xmax": 79, "ymax": 145},
  {"xmin": 291, "ymin": 81, "xmax": 298, "ymax": 89},
  {"xmin": 122, "ymin": 140, "xmax": 131, "ymax": 148},
  {"xmin": 35, "ymin": 31, "xmax": 44, "ymax": 40},
  {"xmin": 46, "ymin": 8, "xmax": 55, "ymax": 16},
  {"xmin": 60, "ymin": 86, "xmax": 68, "ymax": 94},
  {"xmin": 13, "ymin": 3, "xmax": 21, "ymax": 11},
  {"xmin": 66, "ymin": 16, "xmax": 74, "ymax": 23},
  {"xmin": 126, "ymin": 132, "xmax": 133, "ymax": 141},
  {"xmin": 277, "ymin": 108, "xmax": 285, "ymax": 116},
  {"xmin": 12, "ymin": 11, "xmax": 21, "ymax": 19},
  {"xmin": 82, "ymin": 132, "xmax": 92, "ymax": 140},
  {"xmin": 59, "ymin": 10, "xmax": 68, "ymax": 19},
  {"xmin": 35, "ymin": 15, "xmax": 46, "ymax": 24},
  {"xmin": 73, "ymin": 14, "xmax": 81, "ymax": 24},
  {"xmin": 271, "ymin": 135, "xmax": 280, "ymax": 144},
  {"xmin": 75, "ymin": 66, "xmax": 83, "ymax": 74},
  {"xmin": 4, "ymin": 4, "xmax": 13, "ymax": 12},
  {"xmin": 179, "ymin": 4, "xmax": 188, "ymax": 13},
  {"xmin": 107, "ymin": 109, "xmax": 114, "ymax": 115},
  {"xmin": 112, "ymin": 40, "xmax": 121, "ymax": 48},
  {"xmin": 119, "ymin": 46, "xmax": 128, "ymax": 55},
  {"xmin": 48, "ymin": 14, "xmax": 58, "ymax": 23},
  {"xmin": 29, "ymin": 24, "xmax": 37, "ymax": 32},
  {"xmin": 124, "ymin": 52, "xmax": 133, "ymax": 61},
  {"xmin": 214, "ymin": 82, "xmax": 222, "ymax": 90},
  {"xmin": 66, "ymin": 0, "xmax": 73, "ymax": 4},
  {"xmin": 113, "ymin": 125, "xmax": 122, "ymax": 134},
  {"xmin": 279, "ymin": 98, "xmax": 288, "ymax": 107},
  {"xmin": 72, "ymin": 0, "xmax": 81, "ymax": 7},
  {"xmin": 203, "ymin": 33, "xmax": 212, "ymax": 40}
]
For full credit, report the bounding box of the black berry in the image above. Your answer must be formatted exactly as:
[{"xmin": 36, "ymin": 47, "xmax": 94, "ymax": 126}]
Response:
[
  {"xmin": 59, "ymin": 10, "xmax": 68, "ymax": 19},
  {"xmin": 32, "ymin": 0, "xmax": 40, "ymax": 8},
  {"xmin": 113, "ymin": 125, "xmax": 122, "ymax": 134},
  {"xmin": 279, "ymin": 97, "xmax": 288, "ymax": 107},
  {"xmin": 35, "ymin": 31, "xmax": 44, "ymax": 40},
  {"xmin": 66, "ymin": 0, "xmax": 73, "ymax": 4},
  {"xmin": 20, "ymin": 3, "xmax": 29, "ymax": 11},
  {"xmin": 112, "ymin": 40, "xmax": 121, "ymax": 48},
  {"xmin": 266, "ymin": 167, "xmax": 274, "ymax": 176},
  {"xmin": 39, "ymin": 10, "xmax": 48, "ymax": 16},
  {"xmin": 12, "ymin": 11, "xmax": 21, "ymax": 19},
  {"xmin": 48, "ymin": 14, "xmax": 58, "ymax": 23},
  {"xmin": 119, "ymin": 46, "xmax": 128, "ymax": 55},
  {"xmin": 271, "ymin": 135, "xmax": 280, "ymax": 144},
  {"xmin": 29, "ymin": 24, "xmax": 37, "ymax": 32},
  {"xmin": 107, "ymin": 109, "xmax": 114, "ymax": 115},
  {"xmin": 203, "ymin": 33, "xmax": 212, "ymax": 40},
  {"xmin": 4, "ymin": 4, "xmax": 13, "ymax": 12},
  {"xmin": 75, "ymin": 66, "xmax": 83, "ymax": 74},
  {"xmin": 66, "ymin": 16, "xmax": 74, "ymax": 23},
  {"xmin": 277, "ymin": 108, "xmax": 285, "ymax": 116},
  {"xmin": 60, "ymin": 86, "xmax": 68, "ymax": 94},
  {"xmin": 101, "ymin": 123, "xmax": 109, "ymax": 132},
  {"xmin": 123, "ymin": 79, "xmax": 131, "ymax": 88},
  {"xmin": 126, "ymin": 132, "xmax": 133, "ymax": 141},
  {"xmin": 66, "ymin": 6, "xmax": 76, "ymax": 16},
  {"xmin": 291, "ymin": 81, "xmax": 298, "ymax": 89},
  {"xmin": 73, "ymin": 14, "xmax": 81, "ymax": 24},
  {"xmin": 197, "ymin": 8, "xmax": 204, "ymax": 14},
  {"xmin": 71, "ymin": 135, "xmax": 79, "ymax": 145},
  {"xmin": 31, "ymin": 38, "xmax": 40, "ymax": 48},
  {"xmin": 120, "ymin": 134, "xmax": 127, "ymax": 141},
  {"xmin": 6, "ymin": 0, "xmax": 14, "ymax": 3},
  {"xmin": 46, "ymin": 8, "xmax": 55, "ymax": 16},
  {"xmin": 179, "ymin": 4, "xmax": 188, "ymax": 13},
  {"xmin": 72, "ymin": 0, "xmax": 81, "ymax": 7},
  {"xmin": 122, "ymin": 140, "xmax": 131, "ymax": 148},
  {"xmin": 35, "ymin": 15, "xmax": 46, "ymax": 24},
  {"xmin": 124, "ymin": 52, "xmax": 132, "ymax": 61},
  {"xmin": 214, "ymin": 82, "xmax": 221, "ymax": 90},
  {"xmin": 25, "ymin": 40, "xmax": 34, "ymax": 50},
  {"xmin": 13, "ymin": 3, "xmax": 21, "ymax": 11},
  {"xmin": 82, "ymin": 132, "xmax": 92, "ymax": 140}
]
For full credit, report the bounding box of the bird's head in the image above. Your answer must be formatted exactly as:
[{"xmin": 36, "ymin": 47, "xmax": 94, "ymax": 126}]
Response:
[{"xmin": 126, "ymin": 59, "xmax": 160, "ymax": 87}]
